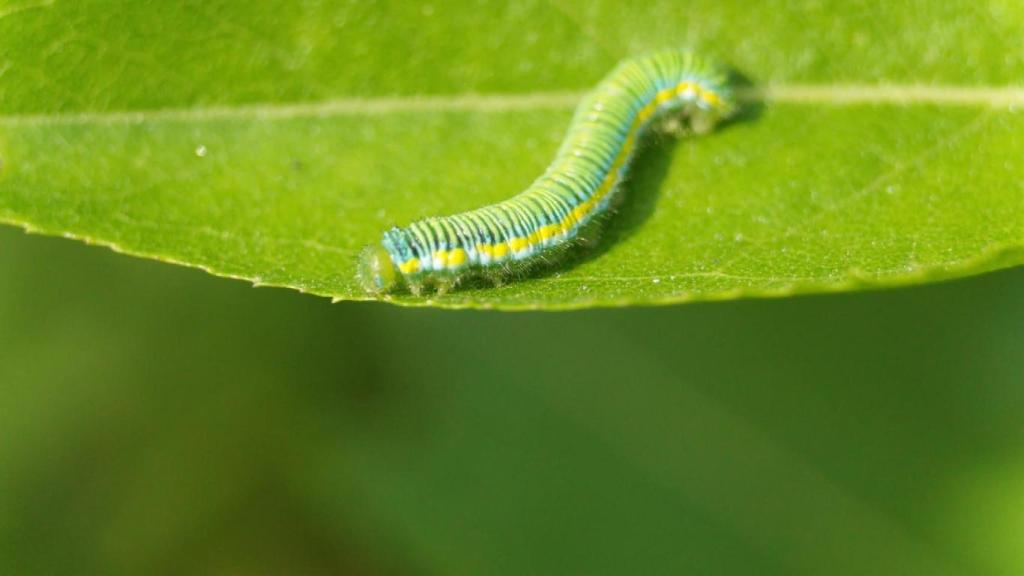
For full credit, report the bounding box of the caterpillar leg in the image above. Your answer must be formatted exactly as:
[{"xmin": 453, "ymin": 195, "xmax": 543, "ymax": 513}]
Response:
[
  {"xmin": 433, "ymin": 275, "xmax": 456, "ymax": 296},
  {"xmin": 406, "ymin": 278, "xmax": 424, "ymax": 297},
  {"xmin": 484, "ymin": 269, "xmax": 506, "ymax": 288},
  {"xmin": 657, "ymin": 115, "xmax": 688, "ymax": 137},
  {"xmin": 690, "ymin": 106, "xmax": 724, "ymax": 135}
]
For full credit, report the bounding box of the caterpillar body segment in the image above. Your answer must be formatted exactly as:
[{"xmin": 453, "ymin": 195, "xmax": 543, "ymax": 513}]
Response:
[{"xmin": 359, "ymin": 49, "xmax": 736, "ymax": 295}]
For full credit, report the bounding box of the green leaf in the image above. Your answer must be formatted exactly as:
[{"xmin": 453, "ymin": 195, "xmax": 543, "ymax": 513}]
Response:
[{"xmin": 1, "ymin": 0, "xmax": 1022, "ymax": 310}]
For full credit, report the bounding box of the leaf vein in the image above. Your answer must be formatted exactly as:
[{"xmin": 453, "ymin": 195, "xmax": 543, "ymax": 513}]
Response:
[{"xmin": 2, "ymin": 85, "xmax": 1022, "ymax": 126}]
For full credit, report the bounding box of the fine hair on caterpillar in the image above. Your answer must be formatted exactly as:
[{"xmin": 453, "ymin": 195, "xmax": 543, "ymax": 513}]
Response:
[
  {"xmin": 360, "ymin": 211, "xmax": 612, "ymax": 296},
  {"xmin": 359, "ymin": 48, "xmax": 737, "ymax": 296}
]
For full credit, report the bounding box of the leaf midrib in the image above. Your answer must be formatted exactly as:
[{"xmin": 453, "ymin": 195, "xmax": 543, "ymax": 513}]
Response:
[{"xmin": 2, "ymin": 84, "xmax": 1023, "ymax": 126}]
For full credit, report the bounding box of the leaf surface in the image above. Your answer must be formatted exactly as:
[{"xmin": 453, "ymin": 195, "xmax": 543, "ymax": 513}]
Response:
[{"xmin": 1, "ymin": 0, "xmax": 1022, "ymax": 309}]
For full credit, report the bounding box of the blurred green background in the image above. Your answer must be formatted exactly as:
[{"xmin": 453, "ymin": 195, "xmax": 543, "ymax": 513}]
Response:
[
  {"xmin": 2, "ymin": 224, "xmax": 1023, "ymax": 575},
  {"xmin": 3, "ymin": 0, "xmax": 1023, "ymax": 573}
]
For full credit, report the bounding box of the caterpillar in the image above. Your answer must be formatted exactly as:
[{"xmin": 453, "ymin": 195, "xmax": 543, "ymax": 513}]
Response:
[{"xmin": 359, "ymin": 49, "xmax": 736, "ymax": 295}]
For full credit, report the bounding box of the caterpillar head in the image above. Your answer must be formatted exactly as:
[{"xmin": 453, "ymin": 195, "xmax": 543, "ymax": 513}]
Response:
[{"xmin": 358, "ymin": 244, "xmax": 399, "ymax": 294}]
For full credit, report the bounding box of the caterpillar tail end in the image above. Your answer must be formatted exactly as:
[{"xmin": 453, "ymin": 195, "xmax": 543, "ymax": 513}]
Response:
[{"xmin": 358, "ymin": 244, "xmax": 399, "ymax": 295}]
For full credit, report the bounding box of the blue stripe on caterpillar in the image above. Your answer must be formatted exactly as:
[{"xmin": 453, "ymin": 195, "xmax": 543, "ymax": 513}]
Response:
[{"xmin": 360, "ymin": 49, "xmax": 736, "ymax": 295}]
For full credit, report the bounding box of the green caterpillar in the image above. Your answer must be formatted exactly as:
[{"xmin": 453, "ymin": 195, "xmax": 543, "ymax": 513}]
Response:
[{"xmin": 360, "ymin": 49, "xmax": 736, "ymax": 295}]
